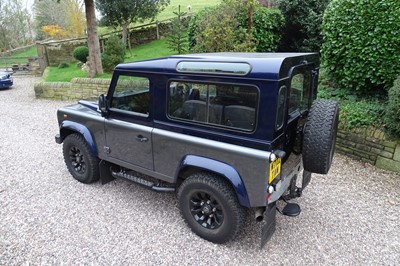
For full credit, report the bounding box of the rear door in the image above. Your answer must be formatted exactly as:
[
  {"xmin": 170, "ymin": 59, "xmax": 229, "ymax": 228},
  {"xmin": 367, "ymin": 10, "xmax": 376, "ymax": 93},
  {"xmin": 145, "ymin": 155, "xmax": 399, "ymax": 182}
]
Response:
[
  {"xmin": 104, "ymin": 74, "xmax": 154, "ymax": 170},
  {"xmin": 284, "ymin": 65, "xmax": 317, "ymax": 156}
]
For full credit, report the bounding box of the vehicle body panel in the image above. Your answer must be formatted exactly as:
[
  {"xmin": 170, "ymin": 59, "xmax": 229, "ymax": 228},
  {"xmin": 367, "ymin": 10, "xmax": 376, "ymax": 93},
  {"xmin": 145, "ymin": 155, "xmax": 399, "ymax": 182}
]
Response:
[
  {"xmin": 0, "ymin": 71, "xmax": 13, "ymax": 89},
  {"xmin": 56, "ymin": 52, "xmax": 320, "ymax": 209}
]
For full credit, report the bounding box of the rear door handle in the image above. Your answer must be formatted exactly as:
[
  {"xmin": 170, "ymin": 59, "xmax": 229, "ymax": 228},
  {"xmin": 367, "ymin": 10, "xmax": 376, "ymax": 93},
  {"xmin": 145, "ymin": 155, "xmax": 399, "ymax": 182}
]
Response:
[{"xmin": 136, "ymin": 135, "xmax": 149, "ymax": 142}]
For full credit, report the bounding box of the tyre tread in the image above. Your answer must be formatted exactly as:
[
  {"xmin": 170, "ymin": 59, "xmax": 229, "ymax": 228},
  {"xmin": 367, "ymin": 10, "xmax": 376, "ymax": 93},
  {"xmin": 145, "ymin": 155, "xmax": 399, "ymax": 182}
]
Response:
[
  {"xmin": 177, "ymin": 172, "xmax": 246, "ymax": 243},
  {"xmin": 63, "ymin": 133, "xmax": 100, "ymax": 184},
  {"xmin": 303, "ymin": 100, "xmax": 339, "ymax": 174}
]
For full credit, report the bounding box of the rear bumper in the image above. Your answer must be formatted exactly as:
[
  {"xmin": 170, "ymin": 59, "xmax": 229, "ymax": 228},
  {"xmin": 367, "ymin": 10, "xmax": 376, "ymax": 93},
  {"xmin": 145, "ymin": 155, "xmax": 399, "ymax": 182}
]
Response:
[{"xmin": 0, "ymin": 80, "xmax": 12, "ymax": 88}]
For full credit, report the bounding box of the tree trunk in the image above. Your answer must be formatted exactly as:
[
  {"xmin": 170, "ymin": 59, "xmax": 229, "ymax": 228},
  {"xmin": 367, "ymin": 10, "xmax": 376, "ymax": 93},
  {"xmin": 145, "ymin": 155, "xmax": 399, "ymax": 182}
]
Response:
[
  {"xmin": 122, "ymin": 23, "xmax": 128, "ymax": 48},
  {"xmin": 84, "ymin": 0, "xmax": 103, "ymax": 78},
  {"xmin": 247, "ymin": 9, "xmax": 253, "ymax": 32}
]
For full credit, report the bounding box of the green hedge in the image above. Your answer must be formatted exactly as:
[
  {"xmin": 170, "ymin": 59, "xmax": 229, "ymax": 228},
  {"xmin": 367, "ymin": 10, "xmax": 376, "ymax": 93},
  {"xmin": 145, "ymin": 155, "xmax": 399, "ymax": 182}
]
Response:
[
  {"xmin": 250, "ymin": 8, "xmax": 284, "ymax": 52},
  {"xmin": 385, "ymin": 77, "xmax": 400, "ymax": 138},
  {"xmin": 277, "ymin": 0, "xmax": 330, "ymax": 52},
  {"xmin": 322, "ymin": 0, "xmax": 400, "ymax": 92}
]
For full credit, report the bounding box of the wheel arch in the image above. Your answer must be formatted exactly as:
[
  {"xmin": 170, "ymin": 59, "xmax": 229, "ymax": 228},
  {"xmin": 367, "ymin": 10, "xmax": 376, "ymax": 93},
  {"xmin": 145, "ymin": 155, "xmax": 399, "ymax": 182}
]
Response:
[
  {"xmin": 59, "ymin": 120, "xmax": 98, "ymax": 156},
  {"xmin": 176, "ymin": 155, "xmax": 251, "ymax": 208}
]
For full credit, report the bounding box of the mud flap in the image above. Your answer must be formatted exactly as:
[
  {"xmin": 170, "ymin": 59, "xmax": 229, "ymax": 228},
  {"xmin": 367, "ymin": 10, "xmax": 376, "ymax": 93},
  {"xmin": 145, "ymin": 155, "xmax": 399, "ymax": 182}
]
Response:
[
  {"xmin": 261, "ymin": 203, "xmax": 277, "ymax": 248},
  {"xmin": 99, "ymin": 160, "xmax": 115, "ymax": 185},
  {"xmin": 302, "ymin": 170, "xmax": 312, "ymax": 189}
]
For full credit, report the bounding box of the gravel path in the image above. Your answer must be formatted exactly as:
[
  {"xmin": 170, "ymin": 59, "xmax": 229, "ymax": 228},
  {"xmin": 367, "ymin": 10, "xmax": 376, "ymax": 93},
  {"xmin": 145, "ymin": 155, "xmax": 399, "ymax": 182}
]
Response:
[{"xmin": 1, "ymin": 76, "xmax": 399, "ymax": 265}]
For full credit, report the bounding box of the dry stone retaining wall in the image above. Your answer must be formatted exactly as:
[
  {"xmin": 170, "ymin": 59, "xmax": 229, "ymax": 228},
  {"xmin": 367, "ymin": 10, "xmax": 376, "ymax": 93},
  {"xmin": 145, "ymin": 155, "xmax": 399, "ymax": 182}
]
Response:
[
  {"xmin": 336, "ymin": 126, "xmax": 400, "ymax": 173},
  {"xmin": 34, "ymin": 78, "xmax": 110, "ymax": 100}
]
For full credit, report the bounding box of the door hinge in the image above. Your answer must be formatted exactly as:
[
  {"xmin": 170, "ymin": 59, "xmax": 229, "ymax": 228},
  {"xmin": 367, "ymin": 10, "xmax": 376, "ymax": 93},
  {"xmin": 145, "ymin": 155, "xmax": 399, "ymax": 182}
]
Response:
[{"xmin": 312, "ymin": 69, "xmax": 318, "ymax": 77}]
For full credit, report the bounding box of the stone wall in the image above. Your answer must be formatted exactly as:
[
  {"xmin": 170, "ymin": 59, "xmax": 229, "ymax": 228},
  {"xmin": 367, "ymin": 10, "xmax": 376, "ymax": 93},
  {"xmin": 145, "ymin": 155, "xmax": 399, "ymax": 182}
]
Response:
[
  {"xmin": 34, "ymin": 78, "xmax": 400, "ymax": 174},
  {"xmin": 39, "ymin": 20, "xmax": 173, "ymax": 67},
  {"xmin": 41, "ymin": 39, "xmax": 88, "ymax": 67},
  {"xmin": 34, "ymin": 78, "xmax": 110, "ymax": 100},
  {"xmin": 336, "ymin": 126, "xmax": 400, "ymax": 173}
]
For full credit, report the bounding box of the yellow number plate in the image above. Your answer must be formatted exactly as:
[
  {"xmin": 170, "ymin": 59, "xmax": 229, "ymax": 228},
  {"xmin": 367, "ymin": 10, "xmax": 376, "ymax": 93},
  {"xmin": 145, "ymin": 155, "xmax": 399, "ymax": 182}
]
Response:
[{"xmin": 269, "ymin": 157, "xmax": 281, "ymax": 183}]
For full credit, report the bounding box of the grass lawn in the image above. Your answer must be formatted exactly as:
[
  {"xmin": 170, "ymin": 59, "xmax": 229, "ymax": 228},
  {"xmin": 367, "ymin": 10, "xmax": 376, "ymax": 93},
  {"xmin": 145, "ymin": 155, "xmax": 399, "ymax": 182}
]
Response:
[
  {"xmin": 98, "ymin": 0, "xmax": 221, "ymax": 35},
  {"xmin": 44, "ymin": 64, "xmax": 90, "ymax": 82},
  {"xmin": 124, "ymin": 38, "xmax": 174, "ymax": 61},
  {"xmin": 0, "ymin": 46, "xmax": 38, "ymax": 67},
  {"xmin": 157, "ymin": 0, "xmax": 221, "ymax": 21},
  {"xmin": 44, "ymin": 38, "xmax": 176, "ymax": 82}
]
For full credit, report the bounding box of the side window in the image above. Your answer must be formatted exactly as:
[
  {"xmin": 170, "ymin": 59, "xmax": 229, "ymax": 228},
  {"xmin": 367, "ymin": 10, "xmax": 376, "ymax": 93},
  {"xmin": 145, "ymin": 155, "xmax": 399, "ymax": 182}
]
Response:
[
  {"xmin": 168, "ymin": 81, "xmax": 258, "ymax": 131},
  {"xmin": 110, "ymin": 76, "xmax": 150, "ymax": 116},
  {"xmin": 276, "ymin": 86, "xmax": 286, "ymax": 129},
  {"xmin": 289, "ymin": 73, "xmax": 311, "ymax": 114}
]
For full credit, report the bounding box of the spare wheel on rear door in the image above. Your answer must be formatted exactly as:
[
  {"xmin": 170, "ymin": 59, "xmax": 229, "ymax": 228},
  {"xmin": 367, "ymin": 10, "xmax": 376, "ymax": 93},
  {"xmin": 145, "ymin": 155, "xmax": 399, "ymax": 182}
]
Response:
[{"xmin": 302, "ymin": 99, "xmax": 339, "ymax": 174}]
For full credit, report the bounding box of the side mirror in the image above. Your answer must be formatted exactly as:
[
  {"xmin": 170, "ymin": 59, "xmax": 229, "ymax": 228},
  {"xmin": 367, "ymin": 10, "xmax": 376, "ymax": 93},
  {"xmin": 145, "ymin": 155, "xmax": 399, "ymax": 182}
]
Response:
[{"xmin": 98, "ymin": 94, "xmax": 108, "ymax": 117}]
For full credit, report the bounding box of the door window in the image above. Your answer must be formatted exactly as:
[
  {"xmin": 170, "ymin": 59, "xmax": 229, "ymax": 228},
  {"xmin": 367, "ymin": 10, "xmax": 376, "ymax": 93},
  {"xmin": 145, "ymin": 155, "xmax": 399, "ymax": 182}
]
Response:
[
  {"xmin": 110, "ymin": 76, "xmax": 150, "ymax": 116},
  {"xmin": 289, "ymin": 73, "xmax": 311, "ymax": 114}
]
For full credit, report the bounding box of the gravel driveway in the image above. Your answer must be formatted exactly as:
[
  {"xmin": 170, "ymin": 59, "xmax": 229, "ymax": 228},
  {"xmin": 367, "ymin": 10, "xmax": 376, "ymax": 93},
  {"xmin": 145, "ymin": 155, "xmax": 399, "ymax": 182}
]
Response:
[{"xmin": 1, "ymin": 76, "xmax": 399, "ymax": 265}]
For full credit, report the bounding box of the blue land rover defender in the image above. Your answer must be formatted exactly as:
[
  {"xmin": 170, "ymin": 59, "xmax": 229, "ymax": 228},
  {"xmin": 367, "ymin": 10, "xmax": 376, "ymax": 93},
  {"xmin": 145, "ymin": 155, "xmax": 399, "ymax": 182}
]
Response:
[{"xmin": 55, "ymin": 53, "xmax": 338, "ymax": 246}]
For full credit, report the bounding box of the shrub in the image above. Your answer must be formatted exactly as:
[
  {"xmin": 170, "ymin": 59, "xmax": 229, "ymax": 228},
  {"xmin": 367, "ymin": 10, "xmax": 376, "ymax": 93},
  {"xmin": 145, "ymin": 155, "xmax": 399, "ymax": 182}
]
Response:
[
  {"xmin": 58, "ymin": 62, "xmax": 69, "ymax": 69},
  {"xmin": 102, "ymin": 35, "xmax": 126, "ymax": 73},
  {"xmin": 250, "ymin": 8, "xmax": 284, "ymax": 52},
  {"xmin": 277, "ymin": 0, "xmax": 331, "ymax": 52},
  {"xmin": 384, "ymin": 77, "xmax": 400, "ymax": 138},
  {"xmin": 188, "ymin": 7, "xmax": 215, "ymax": 50},
  {"xmin": 188, "ymin": 1, "xmax": 283, "ymax": 53},
  {"xmin": 189, "ymin": 3, "xmax": 255, "ymax": 53},
  {"xmin": 72, "ymin": 46, "xmax": 89, "ymax": 63},
  {"xmin": 339, "ymin": 100, "xmax": 385, "ymax": 130},
  {"xmin": 318, "ymin": 76, "xmax": 386, "ymax": 130},
  {"xmin": 322, "ymin": 0, "xmax": 400, "ymax": 92}
]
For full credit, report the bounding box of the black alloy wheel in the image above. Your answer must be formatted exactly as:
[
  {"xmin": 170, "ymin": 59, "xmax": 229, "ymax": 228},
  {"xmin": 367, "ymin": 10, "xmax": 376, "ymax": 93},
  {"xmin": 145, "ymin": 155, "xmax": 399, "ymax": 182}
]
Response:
[
  {"xmin": 177, "ymin": 172, "xmax": 246, "ymax": 243},
  {"xmin": 63, "ymin": 133, "xmax": 99, "ymax": 184},
  {"xmin": 189, "ymin": 191, "xmax": 224, "ymax": 230}
]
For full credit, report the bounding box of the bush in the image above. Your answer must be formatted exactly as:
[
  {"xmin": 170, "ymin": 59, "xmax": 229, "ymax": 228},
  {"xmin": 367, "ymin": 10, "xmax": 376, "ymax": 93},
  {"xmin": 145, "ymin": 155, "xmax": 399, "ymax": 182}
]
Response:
[
  {"xmin": 384, "ymin": 77, "xmax": 400, "ymax": 138},
  {"xmin": 250, "ymin": 8, "xmax": 284, "ymax": 52},
  {"xmin": 339, "ymin": 100, "xmax": 385, "ymax": 129},
  {"xmin": 58, "ymin": 62, "xmax": 69, "ymax": 69},
  {"xmin": 322, "ymin": 0, "xmax": 400, "ymax": 92},
  {"xmin": 188, "ymin": 7, "xmax": 215, "ymax": 51},
  {"xmin": 102, "ymin": 35, "xmax": 125, "ymax": 73},
  {"xmin": 72, "ymin": 46, "xmax": 89, "ymax": 63},
  {"xmin": 189, "ymin": 3, "xmax": 255, "ymax": 53},
  {"xmin": 318, "ymin": 76, "xmax": 386, "ymax": 131},
  {"xmin": 277, "ymin": 0, "xmax": 331, "ymax": 52},
  {"xmin": 188, "ymin": 1, "xmax": 283, "ymax": 53}
]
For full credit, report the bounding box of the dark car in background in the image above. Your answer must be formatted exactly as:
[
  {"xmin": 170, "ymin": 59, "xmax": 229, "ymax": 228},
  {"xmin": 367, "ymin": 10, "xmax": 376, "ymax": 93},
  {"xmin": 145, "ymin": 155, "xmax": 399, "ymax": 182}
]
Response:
[{"xmin": 0, "ymin": 71, "xmax": 13, "ymax": 89}]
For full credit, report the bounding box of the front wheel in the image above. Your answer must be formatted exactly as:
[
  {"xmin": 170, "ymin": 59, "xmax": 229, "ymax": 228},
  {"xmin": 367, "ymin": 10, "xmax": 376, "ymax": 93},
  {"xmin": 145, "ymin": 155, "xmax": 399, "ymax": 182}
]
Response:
[
  {"xmin": 63, "ymin": 133, "xmax": 100, "ymax": 184},
  {"xmin": 177, "ymin": 172, "xmax": 246, "ymax": 243}
]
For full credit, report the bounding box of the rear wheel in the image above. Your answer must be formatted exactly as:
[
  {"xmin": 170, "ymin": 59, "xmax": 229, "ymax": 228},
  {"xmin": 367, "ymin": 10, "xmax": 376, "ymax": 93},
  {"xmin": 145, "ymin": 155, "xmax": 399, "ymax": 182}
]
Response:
[
  {"xmin": 302, "ymin": 100, "xmax": 339, "ymax": 174},
  {"xmin": 177, "ymin": 173, "xmax": 246, "ymax": 243},
  {"xmin": 63, "ymin": 133, "xmax": 100, "ymax": 183}
]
